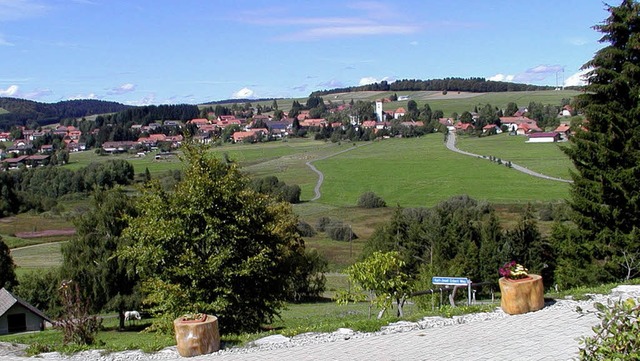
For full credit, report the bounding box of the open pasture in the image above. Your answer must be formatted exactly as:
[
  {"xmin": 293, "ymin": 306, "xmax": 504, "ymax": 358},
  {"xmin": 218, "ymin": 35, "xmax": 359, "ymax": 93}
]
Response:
[
  {"xmin": 456, "ymin": 133, "xmax": 575, "ymax": 180},
  {"xmin": 242, "ymin": 90, "xmax": 581, "ymax": 119},
  {"xmin": 312, "ymin": 136, "xmax": 570, "ymax": 208}
]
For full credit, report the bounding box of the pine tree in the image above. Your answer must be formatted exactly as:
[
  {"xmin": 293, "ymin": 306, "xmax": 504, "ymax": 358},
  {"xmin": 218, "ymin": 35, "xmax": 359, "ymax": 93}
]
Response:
[
  {"xmin": 0, "ymin": 237, "xmax": 18, "ymax": 291},
  {"xmin": 560, "ymin": 0, "xmax": 640, "ymax": 283}
]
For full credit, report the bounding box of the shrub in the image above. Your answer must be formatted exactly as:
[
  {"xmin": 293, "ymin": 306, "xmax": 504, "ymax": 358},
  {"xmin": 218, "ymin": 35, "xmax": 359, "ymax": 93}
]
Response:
[
  {"xmin": 297, "ymin": 221, "xmax": 317, "ymax": 237},
  {"xmin": 315, "ymin": 216, "xmax": 332, "ymax": 232},
  {"xmin": 325, "ymin": 220, "xmax": 357, "ymax": 242},
  {"xmin": 578, "ymin": 297, "xmax": 640, "ymax": 360},
  {"xmin": 357, "ymin": 192, "xmax": 386, "ymax": 209},
  {"xmin": 55, "ymin": 280, "xmax": 102, "ymax": 345}
]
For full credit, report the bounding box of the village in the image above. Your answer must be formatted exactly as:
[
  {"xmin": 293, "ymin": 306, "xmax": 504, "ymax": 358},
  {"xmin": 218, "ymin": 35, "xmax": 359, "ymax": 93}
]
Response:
[{"xmin": 0, "ymin": 97, "xmax": 575, "ymax": 170}]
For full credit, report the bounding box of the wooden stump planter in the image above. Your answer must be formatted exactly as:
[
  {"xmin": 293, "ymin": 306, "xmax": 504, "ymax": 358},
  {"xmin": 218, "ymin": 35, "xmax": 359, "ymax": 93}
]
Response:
[
  {"xmin": 499, "ymin": 274, "xmax": 544, "ymax": 315},
  {"xmin": 173, "ymin": 314, "xmax": 220, "ymax": 357}
]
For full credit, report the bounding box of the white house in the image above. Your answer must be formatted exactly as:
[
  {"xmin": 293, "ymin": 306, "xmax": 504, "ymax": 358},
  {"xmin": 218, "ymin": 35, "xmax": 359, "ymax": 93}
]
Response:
[{"xmin": 526, "ymin": 132, "xmax": 561, "ymax": 143}]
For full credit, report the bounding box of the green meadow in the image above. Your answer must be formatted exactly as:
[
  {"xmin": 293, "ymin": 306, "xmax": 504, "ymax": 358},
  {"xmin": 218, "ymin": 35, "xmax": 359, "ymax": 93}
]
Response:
[{"xmin": 455, "ymin": 133, "xmax": 575, "ymax": 180}]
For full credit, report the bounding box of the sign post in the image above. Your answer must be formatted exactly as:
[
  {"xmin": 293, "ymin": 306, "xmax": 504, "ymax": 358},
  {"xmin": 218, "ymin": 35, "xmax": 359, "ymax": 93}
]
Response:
[{"xmin": 432, "ymin": 277, "xmax": 472, "ymax": 306}]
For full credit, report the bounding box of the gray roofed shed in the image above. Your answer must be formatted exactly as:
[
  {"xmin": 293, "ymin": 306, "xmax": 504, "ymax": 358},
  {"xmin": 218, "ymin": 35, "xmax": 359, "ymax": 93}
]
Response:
[{"xmin": 0, "ymin": 288, "xmax": 51, "ymax": 334}]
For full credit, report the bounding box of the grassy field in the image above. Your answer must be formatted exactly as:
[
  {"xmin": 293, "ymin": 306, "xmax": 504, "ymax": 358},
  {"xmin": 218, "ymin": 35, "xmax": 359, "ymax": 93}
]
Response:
[
  {"xmin": 456, "ymin": 133, "xmax": 575, "ymax": 180},
  {"xmin": 10, "ymin": 132, "xmax": 572, "ymax": 274},
  {"xmin": 312, "ymin": 136, "xmax": 570, "ymax": 208}
]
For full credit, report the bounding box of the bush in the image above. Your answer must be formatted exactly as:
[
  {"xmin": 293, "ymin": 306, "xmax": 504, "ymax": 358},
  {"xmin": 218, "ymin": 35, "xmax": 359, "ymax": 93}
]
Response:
[
  {"xmin": 325, "ymin": 220, "xmax": 357, "ymax": 242},
  {"xmin": 55, "ymin": 280, "xmax": 102, "ymax": 345},
  {"xmin": 357, "ymin": 192, "xmax": 386, "ymax": 208},
  {"xmin": 297, "ymin": 221, "xmax": 317, "ymax": 237},
  {"xmin": 578, "ymin": 297, "xmax": 640, "ymax": 360},
  {"xmin": 315, "ymin": 217, "xmax": 332, "ymax": 232}
]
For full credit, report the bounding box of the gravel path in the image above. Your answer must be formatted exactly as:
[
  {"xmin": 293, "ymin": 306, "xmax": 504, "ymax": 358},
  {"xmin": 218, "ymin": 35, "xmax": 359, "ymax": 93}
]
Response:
[
  {"xmin": 4, "ymin": 286, "xmax": 640, "ymax": 361},
  {"xmin": 445, "ymin": 131, "xmax": 573, "ymax": 183},
  {"xmin": 306, "ymin": 143, "xmax": 371, "ymax": 201}
]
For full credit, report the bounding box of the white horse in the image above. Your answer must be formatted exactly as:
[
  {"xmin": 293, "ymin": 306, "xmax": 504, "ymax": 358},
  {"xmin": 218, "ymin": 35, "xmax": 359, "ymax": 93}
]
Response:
[{"xmin": 124, "ymin": 310, "xmax": 141, "ymax": 325}]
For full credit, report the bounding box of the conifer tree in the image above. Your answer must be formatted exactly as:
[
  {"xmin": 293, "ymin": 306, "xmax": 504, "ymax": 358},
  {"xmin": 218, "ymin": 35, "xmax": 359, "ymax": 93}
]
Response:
[
  {"xmin": 559, "ymin": 0, "xmax": 640, "ymax": 283},
  {"xmin": 0, "ymin": 237, "xmax": 18, "ymax": 291}
]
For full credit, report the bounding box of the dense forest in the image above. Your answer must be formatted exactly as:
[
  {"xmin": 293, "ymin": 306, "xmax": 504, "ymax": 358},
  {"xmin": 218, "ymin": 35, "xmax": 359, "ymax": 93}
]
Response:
[
  {"xmin": 0, "ymin": 98, "xmax": 131, "ymax": 130},
  {"xmin": 310, "ymin": 77, "xmax": 575, "ymax": 97}
]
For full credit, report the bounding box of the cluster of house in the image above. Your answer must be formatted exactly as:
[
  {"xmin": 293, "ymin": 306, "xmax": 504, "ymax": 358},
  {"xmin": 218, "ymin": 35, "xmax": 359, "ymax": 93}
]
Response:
[
  {"xmin": 441, "ymin": 115, "xmax": 572, "ymax": 143},
  {"xmin": 0, "ymin": 102, "xmax": 576, "ymax": 170}
]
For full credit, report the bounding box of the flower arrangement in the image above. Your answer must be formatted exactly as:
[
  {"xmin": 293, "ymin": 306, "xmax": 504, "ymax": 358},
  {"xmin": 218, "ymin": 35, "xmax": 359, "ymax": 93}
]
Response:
[
  {"xmin": 179, "ymin": 313, "xmax": 207, "ymax": 323},
  {"xmin": 499, "ymin": 261, "xmax": 529, "ymax": 280}
]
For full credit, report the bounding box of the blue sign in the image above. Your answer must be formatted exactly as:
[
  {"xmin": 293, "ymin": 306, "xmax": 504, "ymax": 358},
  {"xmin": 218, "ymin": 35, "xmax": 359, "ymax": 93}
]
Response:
[{"xmin": 432, "ymin": 276, "xmax": 470, "ymax": 286}]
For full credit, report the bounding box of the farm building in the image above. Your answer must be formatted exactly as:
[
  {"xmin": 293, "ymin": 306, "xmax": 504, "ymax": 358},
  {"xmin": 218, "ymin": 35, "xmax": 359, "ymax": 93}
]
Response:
[
  {"xmin": 526, "ymin": 132, "xmax": 561, "ymax": 143},
  {"xmin": 0, "ymin": 288, "xmax": 51, "ymax": 334}
]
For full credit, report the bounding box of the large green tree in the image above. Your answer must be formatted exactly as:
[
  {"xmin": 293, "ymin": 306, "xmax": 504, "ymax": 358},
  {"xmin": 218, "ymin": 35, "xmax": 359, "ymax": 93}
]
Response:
[
  {"xmin": 62, "ymin": 187, "xmax": 140, "ymax": 330},
  {"xmin": 121, "ymin": 144, "xmax": 308, "ymax": 334},
  {"xmin": 0, "ymin": 237, "xmax": 18, "ymax": 291},
  {"xmin": 559, "ymin": 0, "xmax": 640, "ymax": 284}
]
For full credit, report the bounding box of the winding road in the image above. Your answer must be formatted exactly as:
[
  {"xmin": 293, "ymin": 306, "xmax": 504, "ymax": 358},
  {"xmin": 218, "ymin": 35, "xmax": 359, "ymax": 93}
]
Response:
[
  {"xmin": 446, "ymin": 131, "xmax": 573, "ymax": 183},
  {"xmin": 306, "ymin": 143, "xmax": 371, "ymax": 201}
]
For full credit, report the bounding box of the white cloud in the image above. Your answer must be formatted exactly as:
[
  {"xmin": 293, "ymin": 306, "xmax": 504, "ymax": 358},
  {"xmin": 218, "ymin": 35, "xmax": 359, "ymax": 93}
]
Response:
[
  {"xmin": 0, "ymin": 0, "xmax": 48, "ymax": 22},
  {"xmin": 125, "ymin": 94, "xmax": 156, "ymax": 106},
  {"xmin": 232, "ymin": 87, "xmax": 255, "ymax": 99},
  {"xmin": 564, "ymin": 68, "xmax": 592, "ymax": 87},
  {"xmin": 0, "ymin": 84, "xmax": 19, "ymax": 96},
  {"xmin": 108, "ymin": 83, "xmax": 136, "ymax": 95},
  {"xmin": 566, "ymin": 37, "xmax": 590, "ymax": 46},
  {"xmin": 409, "ymin": 40, "xmax": 418, "ymax": 46},
  {"xmin": 514, "ymin": 65, "xmax": 564, "ymax": 83},
  {"xmin": 22, "ymin": 88, "xmax": 52, "ymax": 99},
  {"xmin": 0, "ymin": 34, "xmax": 13, "ymax": 46},
  {"xmin": 488, "ymin": 74, "xmax": 515, "ymax": 82},
  {"xmin": 358, "ymin": 76, "xmax": 393, "ymax": 86},
  {"xmin": 317, "ymin": 79, "xmax": 344, "ymax": 88},
  {"xmin": 67, "ymin": 93, "xmax": 99, "ymax": 100},
  {"xmin": 281, "ymin": 24, "xmax": 419, "ymax": 41}
]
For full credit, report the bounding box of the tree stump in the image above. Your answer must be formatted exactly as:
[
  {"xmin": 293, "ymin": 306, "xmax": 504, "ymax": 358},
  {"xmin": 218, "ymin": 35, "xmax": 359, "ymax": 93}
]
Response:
[
  {"xmin": 173, "ymin": 314, "xmax": 220, "ymax": 357},
  {"xmin": 499, "ymin": 274, "xmax": 544, "ymax": 315}
]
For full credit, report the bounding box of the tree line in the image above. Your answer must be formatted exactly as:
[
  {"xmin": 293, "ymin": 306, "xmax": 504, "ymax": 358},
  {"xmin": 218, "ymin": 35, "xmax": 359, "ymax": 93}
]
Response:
[
  {"xmin": 0, "ymin": 159, "xmax": 134, "ymax": 217},
  {"xmin": 310, "ymin": 77, "xmax": 568, "ymax": 97}
]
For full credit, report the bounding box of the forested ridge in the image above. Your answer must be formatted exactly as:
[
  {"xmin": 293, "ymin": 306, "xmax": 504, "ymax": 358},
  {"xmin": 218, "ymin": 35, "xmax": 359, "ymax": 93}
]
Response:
[
  {"xmin": 0, "ymin": 98, "xmax": 131, "ymax": 130},
  {"xmin": 310, "ymin": 77, "xmax": 579, "ymax": 97}
]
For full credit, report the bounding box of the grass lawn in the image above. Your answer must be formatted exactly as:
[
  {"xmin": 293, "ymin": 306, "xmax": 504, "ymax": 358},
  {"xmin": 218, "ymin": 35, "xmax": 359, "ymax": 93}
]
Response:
[
  {"xmin": 455, "ymin": 133, "xmax": 575, "ymax": 180},
  {"xmin": 313, "ymin": 136, "xmax": 570, "ymax": 208}
]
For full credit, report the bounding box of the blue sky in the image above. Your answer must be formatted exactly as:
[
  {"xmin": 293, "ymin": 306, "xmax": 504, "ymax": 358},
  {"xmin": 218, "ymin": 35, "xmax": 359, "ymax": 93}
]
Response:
[{"xmin": 0, "ymin": 0, "xmax": 609, "ymax": 105}]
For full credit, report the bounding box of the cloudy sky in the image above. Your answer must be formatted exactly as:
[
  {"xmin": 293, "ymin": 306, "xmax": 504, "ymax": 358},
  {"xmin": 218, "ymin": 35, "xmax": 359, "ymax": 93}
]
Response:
[{"xmin": 0, "ymin": 0, "xmax": 608, "ymax": 105}]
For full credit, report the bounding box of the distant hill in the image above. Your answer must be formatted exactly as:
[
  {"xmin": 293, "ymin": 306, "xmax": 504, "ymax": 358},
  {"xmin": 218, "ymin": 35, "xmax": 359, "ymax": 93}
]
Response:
[
  {"xmin": 0, "ymin": 98, "xmax": 131, "ymax": 130},
  {"xmin": 310, "ymin": 77, "xmax": 580, "ymax": 97}
]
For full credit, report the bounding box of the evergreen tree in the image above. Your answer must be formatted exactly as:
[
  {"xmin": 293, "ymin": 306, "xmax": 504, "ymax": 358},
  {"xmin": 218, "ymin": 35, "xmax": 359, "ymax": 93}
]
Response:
[
  {"xmin": 62, "ymin": 188, "xmax": 140, "ymax": 330},
  {"xmin": 0, "ymin": 237, "xmax": 18, "ymax": 291},
  {"xmin": 560, "ymin": 0, "xmax": 640, "ymax": 283}
]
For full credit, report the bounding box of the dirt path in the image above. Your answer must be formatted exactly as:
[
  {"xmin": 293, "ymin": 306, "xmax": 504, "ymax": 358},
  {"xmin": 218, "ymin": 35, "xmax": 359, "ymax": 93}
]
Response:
[
  {"xmin": 10, "ymin": 240, "xmax": 68, "ymax": 252},
  {"xmin": 306, "ymin": 143, "xmax": 372, "ymax": 201},
  {"xmin": 445, "ymin": 131, "xmax": 573, "ymax": 183}
]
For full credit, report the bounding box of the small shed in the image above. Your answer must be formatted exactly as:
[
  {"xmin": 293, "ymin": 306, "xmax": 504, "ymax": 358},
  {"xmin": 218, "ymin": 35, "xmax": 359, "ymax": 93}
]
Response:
[{"xmin": 0, "ymin": 288, "xmax": 51, "ymax": 334}]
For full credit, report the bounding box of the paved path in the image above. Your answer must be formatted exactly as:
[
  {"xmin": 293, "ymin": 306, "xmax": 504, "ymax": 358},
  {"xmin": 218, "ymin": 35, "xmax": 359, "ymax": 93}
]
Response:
[
  {"xmin": 445, "ymin": 132, "xmax": 573, "ymax": 183},
  {"xmin": 6, "ymin": 287, "xmax": 640, "ymax": 361},
  {"xmin": 306, "ymin": 143, "xmax": 371, "ymax": 201},
  {"xmin": 0, "ymin": 301, "xmax": 598, "ymax": 361}
]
